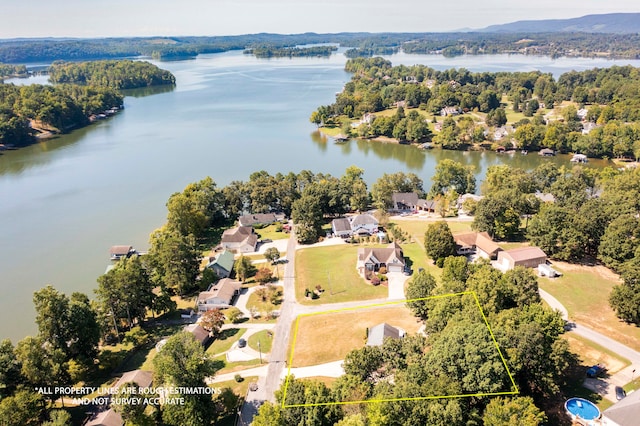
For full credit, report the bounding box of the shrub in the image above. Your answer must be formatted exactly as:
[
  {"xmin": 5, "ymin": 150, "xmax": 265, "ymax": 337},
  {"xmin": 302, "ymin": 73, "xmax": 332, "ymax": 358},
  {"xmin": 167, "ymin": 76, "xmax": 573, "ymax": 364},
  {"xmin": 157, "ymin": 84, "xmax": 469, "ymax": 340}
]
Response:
[
  {"xmin": 226, "ymin": 307, "xmax": 244, "ymax": 324},
  {"xmin": 371, "ymin": 276, "xmax": 381, "ymax": 285},
  {"xmin": 234, "ymin": 374, "xmax": 244, "ymax": 383},
  {"xmin": 378, "ymin": 266, "xmax": 387, "ymax": 274},
  {"xmin": 255, "ymin": 267, "xmax": 273, "ymax": 284},
  {"xmin": 275, "ymin": 223, "xmax": 283, "ymax": 232}
]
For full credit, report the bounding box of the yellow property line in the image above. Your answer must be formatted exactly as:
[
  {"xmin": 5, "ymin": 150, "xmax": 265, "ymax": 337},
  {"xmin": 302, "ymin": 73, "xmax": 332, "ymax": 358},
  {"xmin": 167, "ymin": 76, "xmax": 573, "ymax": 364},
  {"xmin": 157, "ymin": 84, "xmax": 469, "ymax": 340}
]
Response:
[{"xmin": 282, "ymin": 291, "xmax": 519, "ymax": 408}]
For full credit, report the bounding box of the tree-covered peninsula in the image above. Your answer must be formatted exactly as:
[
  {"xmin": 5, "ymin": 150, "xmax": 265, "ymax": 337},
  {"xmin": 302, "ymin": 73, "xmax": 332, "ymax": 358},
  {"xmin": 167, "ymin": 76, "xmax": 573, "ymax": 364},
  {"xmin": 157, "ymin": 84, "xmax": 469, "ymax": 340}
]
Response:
[
  {"xmin": 0, "ymin": 60, "xmax": 175, "ymax": 147},
  {"xmin": 244, "ymin": 45, "xmax": 338, "ymax": 58},
  {"xmin": 48, "ymin": 60, "xmax": 176, "ymax": 90},
  {"xmin": 312, "ymin": 57, "xmax": 640, "ymax": 159}
]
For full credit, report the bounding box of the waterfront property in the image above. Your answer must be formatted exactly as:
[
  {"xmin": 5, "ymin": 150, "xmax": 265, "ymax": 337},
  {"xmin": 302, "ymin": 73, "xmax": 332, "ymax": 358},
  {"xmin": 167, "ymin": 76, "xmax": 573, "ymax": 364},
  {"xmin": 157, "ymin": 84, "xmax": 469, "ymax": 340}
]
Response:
[
  {"xmin": 331, "ymin": 213, "xmax": 380, "ymax": 238},
  {"xmin": 221, "ymin": 226, "xmax": 258, "ymax": 253},
  {"xmin": 238, "ymin": 212, "xmax": 286, "ymax": 227},
  {"xmin": 391, "ymin": 192, "xmax": 419, "ymax": 211},
  {"xmin": 109, "ymin": 245, "xmax": 136, "ymax": 261}
]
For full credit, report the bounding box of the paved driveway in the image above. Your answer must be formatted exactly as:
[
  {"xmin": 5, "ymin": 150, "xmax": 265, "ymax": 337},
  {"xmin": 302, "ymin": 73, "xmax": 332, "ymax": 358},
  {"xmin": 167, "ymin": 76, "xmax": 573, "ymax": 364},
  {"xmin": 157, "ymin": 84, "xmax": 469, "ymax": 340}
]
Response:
[{"xmin": 386, "ymin": 271, "xmax": 407, "ymax": 300}]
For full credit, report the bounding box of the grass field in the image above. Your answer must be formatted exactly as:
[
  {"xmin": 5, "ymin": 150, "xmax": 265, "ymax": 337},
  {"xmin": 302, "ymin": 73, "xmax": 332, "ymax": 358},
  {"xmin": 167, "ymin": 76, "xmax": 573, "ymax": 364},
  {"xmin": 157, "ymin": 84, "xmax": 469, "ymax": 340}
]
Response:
[
  {"xmin": 213, "ymin": 355, "xmax": 262, "ymax": 374},
  {"xmin": 563, "ymin": 334, "xmax": 630, "ymax": 374},
  {"xmin": 254, "ymin": 224, "xmax": 289, "ymax": 241},
  {"xmin": 539, "ymin": 262, "xmax": 640, "ymax": 351},
  {"xmin": 248, "ymin": 330, "xmax": 274, "ymax": 354},
  {"xmin": 392, "ymin": 219, "xmax": 473, "ymax": 245},
  {"xmin": 246, "ymin": 285, "xmax": 283, "ymax": 318},
  {"xmin": 290, "ymin": 304, "xmax": 422, "ymax": 367},
  {"xmin": 295, "ymin": 245, "xmax": 387, "ymax": 304},
  {"xmin": 206, "ymin": 328, "xmax": 247, "ymax": 356}
]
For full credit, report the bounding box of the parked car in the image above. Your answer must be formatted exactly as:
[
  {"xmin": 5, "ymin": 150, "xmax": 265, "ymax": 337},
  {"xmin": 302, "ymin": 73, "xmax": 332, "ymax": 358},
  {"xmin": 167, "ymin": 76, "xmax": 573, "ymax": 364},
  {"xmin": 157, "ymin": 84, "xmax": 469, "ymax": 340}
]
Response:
[
  {"xmin": 615, "ymin": 386, "xmax": 626, "ymax": 400},
  {"xmin": 586, "ymin": 364, "xmax": 605, "ymax": 378},
  {"xmin": 238, "ymin": 338, "xmax": 247, "ymax": 348}
]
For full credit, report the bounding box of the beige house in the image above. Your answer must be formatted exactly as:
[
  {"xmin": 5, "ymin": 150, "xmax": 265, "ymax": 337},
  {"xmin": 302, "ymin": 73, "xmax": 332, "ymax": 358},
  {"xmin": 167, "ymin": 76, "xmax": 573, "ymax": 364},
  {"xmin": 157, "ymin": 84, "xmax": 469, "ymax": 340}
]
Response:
[
  {"xmin": 357, "ymin": 242, "xmax": 405, "ymax": 276},
  {"xmin": 221, "ymin": 226, "xmax": 258, "ymax": 253},
  {"xmin": 497, "ymin": 246, "xmax": 547, "ymax": 270},
  {"xmin": 454, "ymin": 232, "xmax": 502, "ymax": 259},
  {"xmin": 197, "ymin": 278, "xmax": 242, "ymax": 312}
]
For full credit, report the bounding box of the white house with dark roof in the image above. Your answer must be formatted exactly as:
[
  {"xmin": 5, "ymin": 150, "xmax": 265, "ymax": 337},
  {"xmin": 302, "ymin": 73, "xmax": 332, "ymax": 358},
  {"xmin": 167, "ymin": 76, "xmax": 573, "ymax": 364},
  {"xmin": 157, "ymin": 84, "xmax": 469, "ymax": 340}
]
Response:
[
  {"xmin": 221, "ymin": 226, "xmax": 258, "ymax": 253},
  {"xmin": 357, "ymin": 242, "xmax": 405, "ymax": 276},
  {"xmin": 349, "ymin": 213, "xmax": 379, "ymax": 235},
  {"xmin": 331, "ymin": 218, "xmax": 352, "ymax": 238},
  {"xmin": 391, "ymin": 192, "xmax": 419, "ymax": 211},
  {"xmin": 366, "ymin": 323, "xmax": 405, "ymax": 346}
]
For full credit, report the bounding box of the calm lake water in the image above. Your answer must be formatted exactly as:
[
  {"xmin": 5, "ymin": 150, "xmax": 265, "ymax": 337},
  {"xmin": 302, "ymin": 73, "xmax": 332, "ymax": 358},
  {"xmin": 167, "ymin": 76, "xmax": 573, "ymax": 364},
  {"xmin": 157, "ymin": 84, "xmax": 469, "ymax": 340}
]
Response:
[{"xmin": 2, "ymin": 50, "xmax": 639, "ymax": 342}]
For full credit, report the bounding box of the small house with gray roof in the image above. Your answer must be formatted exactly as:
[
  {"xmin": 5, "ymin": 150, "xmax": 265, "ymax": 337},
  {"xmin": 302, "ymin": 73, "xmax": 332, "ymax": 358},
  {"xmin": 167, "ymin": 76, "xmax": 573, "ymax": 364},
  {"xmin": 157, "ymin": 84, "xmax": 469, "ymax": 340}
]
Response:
[
  {"xmin": 366, "ymin": 323, "xmax": 405, "ymax": 346},
  {"xmin": 350, "ymin": 213, "xmax": 379, "ymax": 235},
  {"xmin": 238, "ymin": 212, "xmax": 285, "ymax": 227},
  {"xmin": 331, "ymin": 217, "xmax": 352, "ymax": 238},
  {"xmin": 391, "ymin": 192, "xmax": 419, "ymax": 211},
  {"xmin": 357, "ymin": 242, "xmax": 405, "ymax": 277}
]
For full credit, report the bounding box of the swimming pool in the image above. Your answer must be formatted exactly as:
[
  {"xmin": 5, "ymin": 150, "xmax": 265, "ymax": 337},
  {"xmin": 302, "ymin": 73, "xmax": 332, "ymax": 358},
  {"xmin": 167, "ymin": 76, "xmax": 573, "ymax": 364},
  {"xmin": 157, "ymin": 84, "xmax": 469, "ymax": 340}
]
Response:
[{"xmin": 565, "ymin": 397, "xmax": 601, "ymax": 422}]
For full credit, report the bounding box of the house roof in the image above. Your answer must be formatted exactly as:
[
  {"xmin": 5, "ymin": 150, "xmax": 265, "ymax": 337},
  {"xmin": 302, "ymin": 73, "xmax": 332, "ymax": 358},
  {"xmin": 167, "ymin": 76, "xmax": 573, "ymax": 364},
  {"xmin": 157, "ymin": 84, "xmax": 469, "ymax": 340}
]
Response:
[
  {"xmin": 417, "ymin": 199, "xmax": 436, "ymax": 210},
  {"xmin": 603, "ymin": 388, "xmax": 640, "ymax": 425},
  {"xmin": 367, "ymin": 323, "xmax": 401, "ymax": 346},
  {"xmin": 197, "ymin": 278, "xmax": 242, "ymax": 306},
  {"xmin": 391, "ymin": 192, "xmax": 419, "ymax": 207},
  {"xmin": 110, "ymin": 245, "xmax": 133, "ymax": 256},
  {"xmin": 358, "ymin": 243, "xmax": 405, "ymax": 267},
  {"xmin": 184, "ymin": 324, "xmax": 210, "ymax": 345},
  {"xmin": 332, "ymin": 218, "xmax": 351, "ymax": 233},
  {"xmin": 113, "ymin": 370, "xmax": 153, "ymax": 390},
  {"xmin": 454, "ymin": 232, "xmax": 501, "ymax": 255},
  {"xmin": 350, "ymin": 213, "xmax": 379, "ymax": 227},
  {"xmin": 238, "ymin": 213, "xmax": 284, "ymax": 227},
  {"xmin": 85, "ymin": 409, "xmax": 123, "ymax": 426},
  {"xmin": 207, "ymin": 249, "xmax": 235, "ymax": 273},
  {"xmin": 221, "ymin": 226, "xmax": 257, "ymax": 248},
  {"xmin": 501, "ymin": 246, "xmax": 547, "ymax": 262}
]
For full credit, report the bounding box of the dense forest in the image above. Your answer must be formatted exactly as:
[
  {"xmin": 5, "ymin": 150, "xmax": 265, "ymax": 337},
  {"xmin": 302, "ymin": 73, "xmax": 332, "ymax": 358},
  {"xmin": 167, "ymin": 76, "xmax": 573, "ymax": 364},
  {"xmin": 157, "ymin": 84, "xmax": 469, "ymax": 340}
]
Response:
[
  {"xmin": 0, "ymin": 32, "xmax": 639, "ymax": 64},
  {"xmin": 312, "ymin": 57, "xmax": 640, "ymax": 158},
  {"xmin": 0, "ymin": 63, "xmax": 27, "ymax": 79},
  {"xmin": 244, "ymin": 45, "xmax": 338, "ymax": 58},
  {"xmin": 48, "ymin": 60, "xmax": 176, "ymax": 89},
  {"xmin": 0, "ymin": 60, "xmax": 174, "ymax": 146}
]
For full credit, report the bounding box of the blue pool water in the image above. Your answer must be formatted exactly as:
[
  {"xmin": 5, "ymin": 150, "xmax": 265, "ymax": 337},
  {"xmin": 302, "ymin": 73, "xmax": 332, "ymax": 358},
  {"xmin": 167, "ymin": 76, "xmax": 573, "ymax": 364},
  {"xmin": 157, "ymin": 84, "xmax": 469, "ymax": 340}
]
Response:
[{"xmin": 565, "ymin": 398, "xmax": 601, "ymax": 421}]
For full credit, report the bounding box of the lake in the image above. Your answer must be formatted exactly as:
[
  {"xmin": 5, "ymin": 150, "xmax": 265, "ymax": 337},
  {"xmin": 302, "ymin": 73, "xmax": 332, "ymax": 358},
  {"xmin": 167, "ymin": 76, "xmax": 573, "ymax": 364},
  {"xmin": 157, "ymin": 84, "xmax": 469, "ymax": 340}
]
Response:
[{"xmin": 1, "ymin": 50, "xmax": 638, "ymax": 342}]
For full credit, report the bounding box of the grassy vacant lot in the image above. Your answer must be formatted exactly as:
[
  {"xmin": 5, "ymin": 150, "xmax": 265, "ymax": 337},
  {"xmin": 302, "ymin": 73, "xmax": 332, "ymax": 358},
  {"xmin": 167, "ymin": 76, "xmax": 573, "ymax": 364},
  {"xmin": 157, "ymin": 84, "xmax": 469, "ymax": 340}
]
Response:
[
  {"xmin": 539, "ymin": 262, "xmax": 640, "ymax": 351},
  {"xmin": 392, "ymin": 218, "xmax": 473, "ymax": 245},
  {"xmin": 213, "ymin": 355, "xmax": 262, "ymax": 374},
  {"xmin": 290, "ymin": 304, "xmax": 422, "ymax": 367},
  {"xmin": 563, "ymin": 334, "xmax": 630, "ymax": 374},
  {"xmin": 206, "ymin": 328, "xmax": 247, "ymax": 356},
  {"xmin": 248, "ymin": 330, "xmax": 274, "ymax": 354},
  {"xmin": 295, "ymin": 245, "xmax": 387, "ymax": 304},
  {"xmin": 401, "ymin": 242, "xmax": 442, "ymax": 282},
  {"xmin": 246, "ymin": 285, "xmax": 283, "ymax": 318},
  {"xmin": 254, "ymin": 224, "xmax": 289, "ymax": 241}
]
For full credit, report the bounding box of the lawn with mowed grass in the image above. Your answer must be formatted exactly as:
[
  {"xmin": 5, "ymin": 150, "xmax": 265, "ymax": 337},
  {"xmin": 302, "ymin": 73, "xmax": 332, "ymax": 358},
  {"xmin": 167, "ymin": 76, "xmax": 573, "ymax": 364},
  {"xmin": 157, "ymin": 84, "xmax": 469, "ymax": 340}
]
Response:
[
  {"xmin": 290, "ymin": 304, "xmax": 422, "ymax": 367},
  {"xmin": 248, "ymin": 330, "xmax": 273, "ymax": 353},
  {"xmin": 563, "ymin": 334, "xmax": 630, "ymax": 375},
  {"xmin": 213, "ymin": 355, "xmax": 262, "ymax": 374},
  {"xmin": 295, "ymin": 245, "xmax": 387, "ymax": 304},
  {"xmin": 254, "ymin": 224, "xmax": 289, "ymax": 241},
  {"xmin": 206, "ymin": 328, "xmax": 247, "ymax": 356},
  {"xmin": 401, "ymin": 242, "xmax": 442, "ymax": 281},
  {"xmin": 539, "ymin": 262, "xmax": 640, "ymax": 351},
  {"xmin": 392, "ymin": 219, "xmax": 473, "ymax": 245}
]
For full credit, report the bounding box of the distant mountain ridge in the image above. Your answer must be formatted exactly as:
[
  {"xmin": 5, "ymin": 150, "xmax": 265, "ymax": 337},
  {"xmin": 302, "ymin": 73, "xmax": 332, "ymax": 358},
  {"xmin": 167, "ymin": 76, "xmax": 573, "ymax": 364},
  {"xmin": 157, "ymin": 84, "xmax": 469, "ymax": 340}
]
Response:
[{"xmin": 477, "ymin": 13, "xmax": 640, "ymax": 34}]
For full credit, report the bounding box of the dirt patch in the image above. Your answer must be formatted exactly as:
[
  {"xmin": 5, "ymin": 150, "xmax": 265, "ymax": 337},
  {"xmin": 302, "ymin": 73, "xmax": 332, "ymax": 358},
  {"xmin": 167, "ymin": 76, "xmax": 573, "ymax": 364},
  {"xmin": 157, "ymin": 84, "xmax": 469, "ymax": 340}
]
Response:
[
  {"xmin": 552, "ymin": 261, "xmax": 621, "ymax": 283},
  {"xmin": 564, "ymin": 335, "xmax": 628, "ymax": 374}
]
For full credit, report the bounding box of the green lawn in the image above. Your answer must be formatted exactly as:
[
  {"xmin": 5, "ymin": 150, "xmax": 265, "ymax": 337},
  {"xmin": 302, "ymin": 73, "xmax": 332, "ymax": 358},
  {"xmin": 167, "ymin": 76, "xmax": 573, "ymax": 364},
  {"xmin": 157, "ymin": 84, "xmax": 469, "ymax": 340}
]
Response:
[
  {"xmin": 213, "ymin": 355, "xmax": 262, "ymax": 374},
  {"xmin": 246, "ymin": 286, "xmax": 283, "ymax": 318},
  {"xmin": 206, "ymin": 328, "xmax": 247, "ymax": 355},
  {"xmin": 538, "ymin": 262, "xmax": 640, "ymax": 351},
  {"xmin": 248, "ymin": 330, "xmax": 274, "ymax": 354},
  {"xmin": 392, "ymin": 219, "xmax": 473, "ymax": 245},
  {"xmin": 401, "ymin": 242, "xmax": 442, "ymax": 281},
  {"xmin": 254, "ymin": 223, "xmax": 289, "ymax": 241},
  {"xmin": 295, "ymin": 245, "xmax": 387, "ymax": 304}
]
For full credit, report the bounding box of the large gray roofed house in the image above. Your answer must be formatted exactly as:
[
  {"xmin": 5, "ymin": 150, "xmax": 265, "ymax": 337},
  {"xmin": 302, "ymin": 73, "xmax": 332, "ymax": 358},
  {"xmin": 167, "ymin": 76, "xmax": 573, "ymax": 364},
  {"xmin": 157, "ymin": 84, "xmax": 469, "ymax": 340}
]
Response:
[
  {"xmin": 391, "ymin": 192, "xmax": 419, "ymax": 210},
  {"xmin": 238, "ymin": 212, "xmax": 285, "ymax": 227},
  {"xmin": 221, "ymin": 226, "xmax": 258, "ymax": 252},
  {"xmin": 602, "ymin": 387, "xmax": 640, "ymax": 426},
  {"xmin": 367, "ymin": 323, "xmax": 403, "ymax": 346}
]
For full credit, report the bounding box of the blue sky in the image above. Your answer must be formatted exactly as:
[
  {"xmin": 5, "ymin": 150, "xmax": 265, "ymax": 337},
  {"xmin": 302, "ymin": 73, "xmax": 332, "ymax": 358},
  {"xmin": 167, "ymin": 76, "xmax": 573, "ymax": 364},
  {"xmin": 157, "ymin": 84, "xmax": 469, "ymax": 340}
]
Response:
[{"xmin": 2, "ymin": 0, "xmax": 639, "ymax": 38}]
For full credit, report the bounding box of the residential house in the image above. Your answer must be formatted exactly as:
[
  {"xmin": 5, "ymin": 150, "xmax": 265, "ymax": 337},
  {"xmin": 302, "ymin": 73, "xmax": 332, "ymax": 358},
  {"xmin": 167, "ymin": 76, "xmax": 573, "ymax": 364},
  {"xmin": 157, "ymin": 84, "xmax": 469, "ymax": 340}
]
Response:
[
  {"xmin": 496, "ymin": 246, "xmax": 547, "ymax": 270},
  {"xmin": 440, "ymin": 106, "xmax": 460, "ymax": 116},
  {"xmin": 197, "ymin": 278, "xmax": 242, "ymax": 312},
  {"xmin": 350, "ymin": 213, "xmax": 379, "ymax": 236},
  {"xmin": 206, "ymin": 249, "xmax": 235, "ymax": 278},
  {"xmin": 109, "ymin": 245, "xmax": 136, "ymax": 261},
  {"xmin": 602, "ymin": 386, "xmax": 640, "ymax": 426},
  {"xmin": 366, "ymin": 323, "xmax": 405, "ymax": 346},
  {"xmin": 453, "ymin": 232, "xmax": 502, "ymax": 259},
  {"xmin": 238, "ymin": 212, "xmax": 285, "ymax": 227},
  {"xmin": 391, "ymin": 192, "xmax": 419, "ymax": 211},
  {"xmin": 577, "ymin": 108, "xmax": 589, "ymax": 120},
  {"xmin": 85, "ymin": 370, "xmax": 153, "ymax": 426},
  {"xmin": 416, "ymin": 199, "xmax": 436, "ymax": 213},
  {"xmin": 331, "ymin": 217, "xmax": 352, "ymax": 238},
  {"xmin": 457, "ymin": 193, "xmax": 483, "ymax": 211},
  {"xmin": 184, "ymin": 323, "xmax": 211, "ymax": 346},
  {"xmin": 221, "ymin": 226, "xmax": 258, "ymax": 253},
  {"xmin": 357, "ymin": 242, "xmax": 405, "ymax": 276}
]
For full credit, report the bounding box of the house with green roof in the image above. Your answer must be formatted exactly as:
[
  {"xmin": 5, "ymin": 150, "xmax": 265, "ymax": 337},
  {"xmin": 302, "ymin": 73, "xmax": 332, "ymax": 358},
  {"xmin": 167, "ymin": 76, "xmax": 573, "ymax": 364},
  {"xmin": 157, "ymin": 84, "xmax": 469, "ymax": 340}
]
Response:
[{"xmin": 206, "ymin": 249, "xmax": 235, "ymax": 278}]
